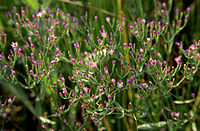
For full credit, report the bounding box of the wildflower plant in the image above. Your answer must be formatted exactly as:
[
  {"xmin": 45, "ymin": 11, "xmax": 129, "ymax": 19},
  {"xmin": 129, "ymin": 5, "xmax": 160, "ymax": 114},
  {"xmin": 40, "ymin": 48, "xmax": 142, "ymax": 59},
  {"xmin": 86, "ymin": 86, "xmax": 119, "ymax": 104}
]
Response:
[
  {"xmin": 0, "ymin": 96, "xmax": 17, "ymax": 129},
  {"xmin": 0, "ymin": 1, "xmax": 199, "ymax": 130}
]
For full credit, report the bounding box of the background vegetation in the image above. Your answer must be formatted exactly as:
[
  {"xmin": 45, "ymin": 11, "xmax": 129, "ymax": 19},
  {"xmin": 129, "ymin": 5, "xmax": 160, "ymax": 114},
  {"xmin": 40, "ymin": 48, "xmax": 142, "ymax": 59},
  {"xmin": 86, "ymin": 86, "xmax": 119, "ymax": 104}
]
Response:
[{"xmin": 0, "ymin": 0, "xmax": 200, "ymax": 130}]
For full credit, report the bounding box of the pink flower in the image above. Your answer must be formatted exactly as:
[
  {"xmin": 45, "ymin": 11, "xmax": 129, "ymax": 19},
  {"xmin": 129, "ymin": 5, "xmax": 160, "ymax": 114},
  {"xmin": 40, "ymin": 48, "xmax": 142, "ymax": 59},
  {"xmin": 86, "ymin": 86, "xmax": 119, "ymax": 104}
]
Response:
[
  {"xmin": 119, "ymin": 27, "xmax": 122, "ymax": 31},
  {"xmin": 111, "ymin": 78, "xmax": 115, "ymax": 83},
  {"xmin": 174, "ymin": 112, "xmax": 180, "ymax": 118},
  {"xmin": 83, "ymin": 87, "xmax": 89, "ymax": 93},
  {"xmin": 171, "ymin": 112, "xmax": 180, "ymax": 118},
  {"xmin": 174, "ymin": 57, "xmax": 181, "ymax": 63},
  {"xmin": 69, "ymin": 99, "xmax": 73, "ymax": 103},
  {"xmin": 80, "ymin": 92, "xmax": 84, "ymax": 96},
  {"xmin": 49, "ymin": 66, "xmax": 52, "ymax": 71},
  {"xmin": 105, "ymin": 70, "xmax": 109, "ymax": 76},
  {"xmin": 8, "ymin": 98, "xmax": 12, "ymax": 104},
  {"xmin": 62, "ymin": 88, "xmax": 67, "ymax": 95},
  {"xmin": 147, "ymin": 38, "xmax": 151, "ymax": 43},
  {"xmin": 35, "ymin": 74, "xmax": 38, "ymax": 79},
  {"xmin": 12, "ymin": 71, "xmax": 16, "ymax": 75},
  {"xmin": 189, "ymin": 44, "xmax": 195, "ymax": 51},
  {"xmin": 197, "ymin": 53, "xmax": 200, "ymax": 59},
  {"xmin": 187, "ymin": 7, "xmax": 190, "ymax": 12},
  {"xmin": 88, "ymin": 74, "xmax": 93, "ymax": 78},
  {"xmin": 71, "ymin": 58, "xmax": 76, "ymax": 63},
  {"xmin": 11, "ymin": 42, "xmax": 18, "ymax": 47},
  {"xmin": 37, "ymin": 12, "xmax": 42, "ymax": 18},
  {"xmin": 3, "ymin": 65, "xmax": 7, "ymax": 70},
  {"xmin": 108, "ymin": 94, "xmax": 111, "ymax": 99},
  {"xmin": 42, "ymin": 69, "xmax": 45, "ymax": 74},
  {"xmin": 106, "ymin": 17, "xmax": 110, "ymax": 22},
  {"xmin": 162, "ymin": 2, "xmax": 166, "ymax": 8},
  {"xmin": 117, "ymin": 82, "xmax": 123, "ymax": 88},
  {"xmin": 28, "ymin": 37, "xmax": 32, "ymax": 42},
  {"xmin": 151, "ymin": 59, "xmax": 157, "ymax": 65},
  {"xmin": 109, "ymin": 49, "xmax": 114, "ymax": 55},
  {"xmin": 140, "ymin": 48, "xmax": 144, "ymax": 53},
  {"xmin": 61, "ymin": 77, "xmax": 65, "ymax": 82},
  {"xmin": 95, "ymin": 16, "xmax": 97, "ymax": 20},
  {"xmin": 101, "ymin": 32, "xmax": 107, "ymax": 38},
  {"xmin": 135, "ymin": 30, "xmax": 138, "ymax": 36},
  {"xmin": 90, "ymin": 61, "xmax": 97, "ymax": 68},
  {"xmin": 141, "ymin": 19, "xmax": 146, "ymax": 24},
  {"xmin": 0, "ymin": 54, "xmax": 3, "ymax": 59}
]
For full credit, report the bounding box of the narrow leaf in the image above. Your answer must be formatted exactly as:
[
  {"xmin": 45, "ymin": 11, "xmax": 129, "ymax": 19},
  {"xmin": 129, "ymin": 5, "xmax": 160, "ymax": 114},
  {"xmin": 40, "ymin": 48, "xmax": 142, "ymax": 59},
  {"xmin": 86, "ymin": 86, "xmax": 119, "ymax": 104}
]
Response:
[
  {"xmin": 21, "ymin": 0, "xmax": 39, "ymax": 10},
  {"xmin": 0, "ymin": 80, "xmax": 36, "ymax": 116},
  {"xmin": 174, "ymin": 99, "xmax": 195, "ymax": 104}
]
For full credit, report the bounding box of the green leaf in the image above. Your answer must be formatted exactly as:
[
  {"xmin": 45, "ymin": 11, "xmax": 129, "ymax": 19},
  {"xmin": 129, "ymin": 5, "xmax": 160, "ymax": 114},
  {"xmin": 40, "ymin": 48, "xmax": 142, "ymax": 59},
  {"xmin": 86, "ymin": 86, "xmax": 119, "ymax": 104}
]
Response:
[
  {"xmin": 0, "ymin": 80, "xmax": 56, "ymax": 124},
  {"xmin": 21, "ymin": 0, "xmax": 39, "ymax": 10},
  {"xmin": 41, "ymin": 0, "xmax": 51, "ymax": 9},
  {"xmin": 174, "ymin": 99, "xmax": 195, "ymax": 104},
  {"xmin": 117, "ymin": 110, "xmax": 124, "ymax": 119},
  {"xmin": 138, "ymin": 121, "xmax": 167, "ymax": 130},
  {"xmin": 0, "ymin": 19, "xmax": 2, "ymax": 32},
  {"xmin": 0, "ymin": 80, "xmax": 36, "ymax": 116},
  {"xmin": 39, "ymin": 116, "xmax": 55, "ymax": 124},
  {"xmin": 138, "ymin": 120, "xmax": 188, "ymax": 130}
]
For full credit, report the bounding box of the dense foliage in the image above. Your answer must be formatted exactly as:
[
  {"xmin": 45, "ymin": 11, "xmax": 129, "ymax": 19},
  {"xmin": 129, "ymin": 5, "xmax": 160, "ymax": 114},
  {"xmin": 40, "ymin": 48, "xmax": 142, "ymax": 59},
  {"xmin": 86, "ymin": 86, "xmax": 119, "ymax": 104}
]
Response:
[{"xmin": 0, "ymin": 0, "xmax": 200, "ymax": 130}]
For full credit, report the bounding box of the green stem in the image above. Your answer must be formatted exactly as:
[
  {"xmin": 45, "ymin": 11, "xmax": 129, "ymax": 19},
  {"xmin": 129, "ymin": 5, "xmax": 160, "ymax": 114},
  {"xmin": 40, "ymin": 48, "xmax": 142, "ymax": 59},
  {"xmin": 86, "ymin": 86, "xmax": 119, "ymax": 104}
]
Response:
[{"xmin": 154, "ymin": 0, "xmax": 158, "ymax": 22}]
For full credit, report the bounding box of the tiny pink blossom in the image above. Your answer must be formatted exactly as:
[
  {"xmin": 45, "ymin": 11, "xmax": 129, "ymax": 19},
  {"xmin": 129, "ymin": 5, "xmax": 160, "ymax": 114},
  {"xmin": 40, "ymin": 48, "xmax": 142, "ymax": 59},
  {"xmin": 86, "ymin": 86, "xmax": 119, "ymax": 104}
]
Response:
[
  {"xmin": 117, "ymin": 82, "xmax": 123, "ymax": 88},
  {"xmin": 141, "ymin": 19, "xmax": 146, "ymax": 24},
  {"xmin": 147, "ymin": 38, "xmax": 151, "ymax": 43},
  {"xmin": 108, "ymin": 94, "xmax": 111, "ymax": 99},
  {"xmin": 11, "ymin": 42, "xmax": 18, "ymax": 47},
  {"xmin": 12, "ymin": 71, "xmax": 16, "ymax": 75},
  {"xmin": 111, "ymin": 78, "xmax": 115, "ymax": 83},
  {"xmin": 95, "ymin": 16, "xmax": 97, "ymax": 20},
  {"xmin": 174, "ymin": 57, "xmax": 181, "ymax": 63},
  {"xmin": 90, "ymin": 62, "xmax": 97, "ymax": 68},
  {"xmin": 102, "ymin": 32, "xmax": 107, "ymax": 38},
  {"xmin": 83, "ymin": 87, "xmax": 89, "ymax": 93},
  {"xmin": 8, "ymin": 98, "xmax": 12, "ymax": 104},
  {"xmin": 140, "ymin": 48, "xmax": 144, "ymax": 53},
  {"xmin": 37, "ymin": 12, "xmax": 42, "ymax": 18},
  {"xmin": 106, "ymin": 17, "xmax": 110, "ymax": 22},
  {"xmin": 3, "ymin": 65, "xmax": 7, "ymax": 70},
  {"xmin": 135, "ymin": 30, "xmax": 138, "ymax": 36},
  {"xmin": 162, "ymin": 2, "xmax": 166, "ymax": 8},
  {"xmin": 109, "ymin": 49, "xmax": 114, "ymax": 55},
  {"xmin": 88, "ymin": 74, "xmax": 92, "ymax": 78}
]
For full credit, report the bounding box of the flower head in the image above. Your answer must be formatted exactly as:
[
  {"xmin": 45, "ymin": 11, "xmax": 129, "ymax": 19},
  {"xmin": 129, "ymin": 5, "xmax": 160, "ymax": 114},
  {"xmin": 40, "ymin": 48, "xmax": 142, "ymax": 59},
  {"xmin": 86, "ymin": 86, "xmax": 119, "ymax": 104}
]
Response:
[
  {"xmin": 174, "ymin": 57, "xmax": 181, "ymax": 63},
  {"xmin": 108, "ymin": 94, "xmax": 111, "ymax": 99},
  {"xmin": 90, "ymin": 61, "xmax": 97, "ymax": 68},
  {"xmin": 117, "ymin": 82, "xmax": 123, "ymax": 88},
  {"xmin": 135, "ymin": 30, "xmax": 138, "ymax": 36},
  {"xmin": 151, "ymin": 59, "xmax": 157, "ymax": 65},
  {"xmin": 62, "ymin": 88, "xmax": 67, "ymax": 95},
  {"xmin": 111, "ymin": 78, "xmax": 115, "ymax": 83},
  {"xmin": 8, "ymin": 98, "xmax": 12, "ymax": 104},
  {"xmin": 147, "ymin": 38, "xmax": 151, "ymax": 43},
  {"xmin": 140, "ymin": 48, "xmax": 144, "ymax": 53},
  {"xmin": 11, "ymin": 42, "xmax": 18, "ymax": 47},
  {"xmin": 109, "ymin": 49, "xmax": 114, "ymax": 55},
  {"xmin": 106, "ymin": 17, "xmax": 110, "ymax": 22},
  {"xmin": 37, "ymin": 12, "xmax": 42, "ymax": 18},
  {"xmin": 83, "ymin": 87, "xmax": 89, "ymax": 93},
  {"xmin": 101, "ymin": 32, "xmax": 107, "ymax": 38}
]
